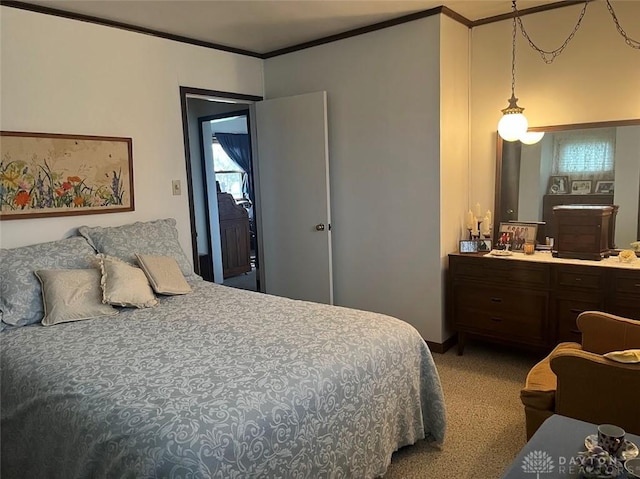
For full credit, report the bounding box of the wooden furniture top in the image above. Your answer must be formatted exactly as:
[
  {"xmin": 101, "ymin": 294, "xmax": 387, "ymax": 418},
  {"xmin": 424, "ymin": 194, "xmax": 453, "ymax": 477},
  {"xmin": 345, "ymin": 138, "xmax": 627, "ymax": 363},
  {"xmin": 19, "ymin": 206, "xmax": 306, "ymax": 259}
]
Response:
[{"xmin": 449, "ymin": 251, "xmax": 640, "ymax": 271}]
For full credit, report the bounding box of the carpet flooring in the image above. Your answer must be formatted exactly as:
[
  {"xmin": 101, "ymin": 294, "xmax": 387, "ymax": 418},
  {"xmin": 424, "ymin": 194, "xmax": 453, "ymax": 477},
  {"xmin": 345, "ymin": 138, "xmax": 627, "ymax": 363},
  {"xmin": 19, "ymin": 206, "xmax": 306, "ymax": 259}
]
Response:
[
  {"xmin": 383, "ymin": 342, "xmax": 542, "ymax": 479},
  {"xmin": 223, "ymin": 268, "xmax": 257, "ymax": 291}
]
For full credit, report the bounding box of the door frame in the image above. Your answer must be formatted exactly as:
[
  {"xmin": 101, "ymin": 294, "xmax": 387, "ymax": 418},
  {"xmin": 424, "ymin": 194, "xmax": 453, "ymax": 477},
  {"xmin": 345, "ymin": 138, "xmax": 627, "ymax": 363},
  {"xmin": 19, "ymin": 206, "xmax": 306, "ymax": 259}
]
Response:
[{"xmin": 179, "ymin": 86, "xmax": 263, "ymax": 276}]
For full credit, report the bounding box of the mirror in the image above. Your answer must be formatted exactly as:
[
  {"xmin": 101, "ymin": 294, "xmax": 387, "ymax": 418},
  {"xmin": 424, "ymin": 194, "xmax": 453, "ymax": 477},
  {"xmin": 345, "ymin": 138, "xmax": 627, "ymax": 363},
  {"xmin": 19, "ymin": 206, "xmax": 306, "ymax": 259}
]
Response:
[{"xmin": 494, "ymin": 119, "xmax": 640, "ymax": 249}]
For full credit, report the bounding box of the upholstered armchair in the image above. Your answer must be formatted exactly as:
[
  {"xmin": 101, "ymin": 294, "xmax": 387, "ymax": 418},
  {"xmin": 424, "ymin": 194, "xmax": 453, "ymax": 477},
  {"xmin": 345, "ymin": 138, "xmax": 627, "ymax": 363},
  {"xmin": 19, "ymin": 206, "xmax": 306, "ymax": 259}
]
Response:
[{"xmin": 520, "ymin": 311, "xmax": 640, "ymax": 439}]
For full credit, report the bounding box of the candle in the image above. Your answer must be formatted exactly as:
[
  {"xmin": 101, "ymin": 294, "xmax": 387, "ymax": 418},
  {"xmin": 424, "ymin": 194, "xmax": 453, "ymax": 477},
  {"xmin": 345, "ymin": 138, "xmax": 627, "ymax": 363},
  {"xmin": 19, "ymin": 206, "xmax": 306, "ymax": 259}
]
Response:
[
  {"xmin": 486, "ymin": 210, "xmax": 492, "ymax": 227},
  {"xmin": 466, "ymin": 210, "xmax": 474, "ymax": 230},
  {"xmin": 475, "ymin": 203, "xmax": 482, "ymax": 220},
  {"xmin": 482, "ymin": 215, "xmax": 491, "ymax": 235}
]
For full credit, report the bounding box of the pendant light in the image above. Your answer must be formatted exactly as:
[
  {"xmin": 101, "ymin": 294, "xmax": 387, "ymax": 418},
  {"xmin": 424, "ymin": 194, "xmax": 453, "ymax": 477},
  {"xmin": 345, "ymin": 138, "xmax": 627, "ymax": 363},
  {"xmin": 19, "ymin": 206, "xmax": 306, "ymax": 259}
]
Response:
[
  {"xmin": 519, "ymin": 131, "xmax": 545, "ymax": 145},
  {"xmin": 498, "ymin": 1, "xmax": 528, "ymax": 142}
]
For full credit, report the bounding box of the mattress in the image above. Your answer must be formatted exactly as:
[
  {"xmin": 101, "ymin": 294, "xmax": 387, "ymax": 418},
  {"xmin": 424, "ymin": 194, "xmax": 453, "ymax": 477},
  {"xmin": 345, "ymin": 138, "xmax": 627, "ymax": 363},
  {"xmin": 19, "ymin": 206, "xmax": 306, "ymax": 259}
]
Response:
[{"xmin": 1, "ymin": 279, "xmax": 445, "ymax": 478}]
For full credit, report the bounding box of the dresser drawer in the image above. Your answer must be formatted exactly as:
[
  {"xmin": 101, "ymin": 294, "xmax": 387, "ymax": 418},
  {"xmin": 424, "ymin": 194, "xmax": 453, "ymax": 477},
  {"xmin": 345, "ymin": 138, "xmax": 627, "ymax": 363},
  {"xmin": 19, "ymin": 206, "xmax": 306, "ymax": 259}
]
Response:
[
  {"xmin": 554, "ymin": 296, "xmax": 602, "ymax": 343},
  {"xmin": 449, "ymin": 256, "xmax": 549, "ymax": 288},
  {"xmin": 555, "ymin": 266, "xmax": 602, "ymax": 291},
  {"xmin": 454, "ymin": 285, "xmax": 547, "ymax": 342},
  {"xmin": 613, "ymin": 274, "xmax": 640, "ymax": 296}
]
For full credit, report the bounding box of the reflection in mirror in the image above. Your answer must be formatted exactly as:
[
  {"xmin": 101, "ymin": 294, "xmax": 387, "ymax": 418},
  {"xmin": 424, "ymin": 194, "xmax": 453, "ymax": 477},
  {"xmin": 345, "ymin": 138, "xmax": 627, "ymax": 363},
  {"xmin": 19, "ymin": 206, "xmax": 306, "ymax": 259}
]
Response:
[{"xmin": 494, "ymin": 120, "xmax": 640, "ymax": 250}]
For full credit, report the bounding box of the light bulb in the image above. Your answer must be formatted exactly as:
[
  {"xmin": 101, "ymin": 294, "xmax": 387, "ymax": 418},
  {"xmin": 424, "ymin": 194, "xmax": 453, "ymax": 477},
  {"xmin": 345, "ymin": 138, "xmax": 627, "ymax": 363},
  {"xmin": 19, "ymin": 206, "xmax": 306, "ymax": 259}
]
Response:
[
  {"xmin": 519, "ymin": 131, "xmax": 545, "ymax": 145},
  {"xmin": 498, "ymin": 113, "xmax": 528, "ymax": 142}
]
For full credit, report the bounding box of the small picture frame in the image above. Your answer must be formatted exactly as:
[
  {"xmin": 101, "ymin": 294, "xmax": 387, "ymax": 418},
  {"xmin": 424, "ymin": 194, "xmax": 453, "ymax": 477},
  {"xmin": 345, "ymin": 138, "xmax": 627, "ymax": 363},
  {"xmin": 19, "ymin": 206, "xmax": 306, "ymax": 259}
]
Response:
[
  {"xmin": 595, "ymin": 180, "xmax": 614, "ymax": 194},
  {"xmin": 459, "ymin": 239, "xmax": 492, "ymax": 254},
  {"xmin": 478, "ymin": 239, "xmax": 492, "ymax": 252},
  {"xmin": 498, "ymin": 222, "xmax": 538, "ymax": 251},
  {"xmin": 459, "ymin": 240, "xmax": 479, "ymax": 254},
  {"xmin": 547, "ymin": 175, "xmax": 569, "ymax": 195},
  {"xmin": 571, "ymin": 179, "xmax": 592, "ymax": 195}
]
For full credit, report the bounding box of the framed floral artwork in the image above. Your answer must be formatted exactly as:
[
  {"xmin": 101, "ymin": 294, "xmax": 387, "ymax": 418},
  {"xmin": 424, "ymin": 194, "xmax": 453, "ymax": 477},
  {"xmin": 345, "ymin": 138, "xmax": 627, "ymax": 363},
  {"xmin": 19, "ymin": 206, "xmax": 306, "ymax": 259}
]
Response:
[{"xmin": 0, "ymin": 131, "xmax": 134, "ymax": 220}]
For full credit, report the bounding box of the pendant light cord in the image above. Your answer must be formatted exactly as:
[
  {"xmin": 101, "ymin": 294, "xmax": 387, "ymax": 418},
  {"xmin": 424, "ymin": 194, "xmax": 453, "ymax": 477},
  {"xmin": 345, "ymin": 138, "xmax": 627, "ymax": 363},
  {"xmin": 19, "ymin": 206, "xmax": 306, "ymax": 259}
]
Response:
[
  {"xmin": 514, "ymin": 0, "xmax": 639, "ymax": 62},
  {"xmin": 514, "ymin": 0, "xmax": 589, "ymax": 64},
  {"xmin": 510, "ymin": 1, "xmax": 517, "ymax": 97},
  {"xmin": 605, "ymin": 0, "xmax": 640, "ymax": 49}
]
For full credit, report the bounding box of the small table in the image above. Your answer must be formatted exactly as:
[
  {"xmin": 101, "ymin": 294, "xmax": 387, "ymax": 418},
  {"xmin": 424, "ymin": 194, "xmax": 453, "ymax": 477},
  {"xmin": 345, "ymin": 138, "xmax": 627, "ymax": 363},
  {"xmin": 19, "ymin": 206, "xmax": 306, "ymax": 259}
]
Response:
[{"xmin": 502, "ymin": 415, "xmax": 640, "ymax": 478}]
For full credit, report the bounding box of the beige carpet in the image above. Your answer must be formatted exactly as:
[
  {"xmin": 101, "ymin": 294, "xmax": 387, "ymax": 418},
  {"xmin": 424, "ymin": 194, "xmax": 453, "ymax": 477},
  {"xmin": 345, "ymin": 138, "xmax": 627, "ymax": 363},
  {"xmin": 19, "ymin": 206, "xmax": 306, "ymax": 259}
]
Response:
[{"xmin": 383, "ymin": 342, "xmax": 542, "ymax": 479}]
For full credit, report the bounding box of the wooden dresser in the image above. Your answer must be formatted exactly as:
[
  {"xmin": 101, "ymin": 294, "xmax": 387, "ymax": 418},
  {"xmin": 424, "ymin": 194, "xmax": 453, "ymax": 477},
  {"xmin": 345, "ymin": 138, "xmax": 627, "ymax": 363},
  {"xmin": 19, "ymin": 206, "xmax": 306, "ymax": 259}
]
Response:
[
  {"xmin": 217, "ymin": 192, "xmax": 251, "ymax": 278},
  {"xmin": 448, "ymin": 252, "xmax": 640, "ymax": 354}
]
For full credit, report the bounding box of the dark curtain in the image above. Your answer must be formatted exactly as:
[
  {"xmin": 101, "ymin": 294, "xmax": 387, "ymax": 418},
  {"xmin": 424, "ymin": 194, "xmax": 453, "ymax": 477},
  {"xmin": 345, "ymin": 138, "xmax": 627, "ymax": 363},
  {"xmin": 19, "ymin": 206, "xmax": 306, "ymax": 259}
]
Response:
[{"xmin": 215, "ymin": 132, "xmax": 253, "ymax": 203}]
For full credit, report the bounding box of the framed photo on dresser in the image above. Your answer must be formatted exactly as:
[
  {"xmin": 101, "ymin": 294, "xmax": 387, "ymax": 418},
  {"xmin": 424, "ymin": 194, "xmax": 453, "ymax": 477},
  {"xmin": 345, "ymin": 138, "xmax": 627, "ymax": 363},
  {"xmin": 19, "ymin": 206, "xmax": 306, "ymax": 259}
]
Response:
[{"xmin": 498, "ymin": 222, "xmax": 538, "ymax": 251}]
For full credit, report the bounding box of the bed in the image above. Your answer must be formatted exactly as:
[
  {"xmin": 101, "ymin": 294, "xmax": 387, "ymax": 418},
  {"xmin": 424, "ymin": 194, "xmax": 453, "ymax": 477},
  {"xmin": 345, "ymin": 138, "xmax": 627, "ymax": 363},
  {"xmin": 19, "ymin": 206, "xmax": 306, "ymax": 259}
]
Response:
[{"xmin": 0, "ymin": 219, "xmax": 446, "ymax": 478}]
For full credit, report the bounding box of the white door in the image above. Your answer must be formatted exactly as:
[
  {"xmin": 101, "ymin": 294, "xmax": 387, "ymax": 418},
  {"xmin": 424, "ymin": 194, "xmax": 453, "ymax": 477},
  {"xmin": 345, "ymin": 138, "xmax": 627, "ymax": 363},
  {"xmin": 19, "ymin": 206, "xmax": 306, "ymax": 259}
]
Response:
[{"xmin": 254, "ymin": 91, "xmax": 333, "ymax": 304}]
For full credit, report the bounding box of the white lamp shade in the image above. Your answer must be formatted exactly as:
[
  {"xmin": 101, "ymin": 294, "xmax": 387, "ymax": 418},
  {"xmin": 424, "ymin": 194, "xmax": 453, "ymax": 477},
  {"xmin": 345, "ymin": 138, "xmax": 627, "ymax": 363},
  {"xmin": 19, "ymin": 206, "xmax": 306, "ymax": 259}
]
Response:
[
  {"xmin": 519, "ymin": 131, "xmax": 545, "ymax": 145},
  {"xmin": 498, "ymin": 113, "xmax": 528, "ymax": 142}
]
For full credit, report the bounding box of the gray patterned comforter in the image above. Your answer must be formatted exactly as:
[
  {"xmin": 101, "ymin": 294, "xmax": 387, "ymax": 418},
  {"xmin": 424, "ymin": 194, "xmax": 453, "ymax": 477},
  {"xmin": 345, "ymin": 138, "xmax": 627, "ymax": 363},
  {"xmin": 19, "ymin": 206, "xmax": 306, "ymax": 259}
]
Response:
[{"xmin": 1, "ymin": 280, "xmax": 445, "ymax": 478}]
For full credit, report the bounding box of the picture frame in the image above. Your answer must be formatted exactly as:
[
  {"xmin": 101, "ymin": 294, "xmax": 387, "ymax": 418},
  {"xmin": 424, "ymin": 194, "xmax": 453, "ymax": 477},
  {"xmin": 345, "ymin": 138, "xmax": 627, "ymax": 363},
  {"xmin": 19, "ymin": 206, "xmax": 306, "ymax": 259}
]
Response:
[
  {"xmin": 459, "ymin": 240, "xmax": 479, "ymax": 254},
  {"xmin": 547, "ymin": 175, "xmax": 569, "ymax": 195},
  {"xmin": 594, "ymin": 180, "xmax": 614, "ymax": 194},
  {"xmin": 459, "ymin": 239, "xmax": 493, "ymax": 254},
  {"xmin": 478, "ymin": 239, "xmax": 492, "ymax": 252},
  {"xmin": 0, "ymin": 131, "xmax": 134, "ymax": 220},
  {"xmin": 495, "ymin": 231, "xmax": 513, "ymax": 250},
  {"xmin": 571, "ymin": 179, "xmax": 592, "ymax": 195},
  {"xmin": 498, "ymin": 222, "xmax": 538, "ymax": 251}
]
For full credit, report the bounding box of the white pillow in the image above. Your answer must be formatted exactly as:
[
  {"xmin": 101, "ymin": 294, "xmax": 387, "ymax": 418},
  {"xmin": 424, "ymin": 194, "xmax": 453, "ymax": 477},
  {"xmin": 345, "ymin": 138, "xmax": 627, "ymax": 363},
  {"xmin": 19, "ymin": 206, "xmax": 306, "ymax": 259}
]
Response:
[
  {"xmin": 35, "ymin": 269, "xmax": 118, "ymax": 326},
  {"xmin": 603, "ymin": 349, "xmax": 640, "ymax": 363},
  {"xmin": 135, "ymin": 254, "xmax": 192, "ymax": 295},
  {"xmin": 97, "ymin": 254, "xmax": 158, "ymax": 308}
]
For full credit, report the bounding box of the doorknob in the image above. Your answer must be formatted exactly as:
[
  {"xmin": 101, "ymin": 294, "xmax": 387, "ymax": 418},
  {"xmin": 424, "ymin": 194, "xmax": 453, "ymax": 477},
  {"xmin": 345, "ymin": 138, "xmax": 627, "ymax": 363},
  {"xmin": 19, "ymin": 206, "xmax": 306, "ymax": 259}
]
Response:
[{"xmin": 315, "ymin": 223, "xmax": 325, "ymax": 231}]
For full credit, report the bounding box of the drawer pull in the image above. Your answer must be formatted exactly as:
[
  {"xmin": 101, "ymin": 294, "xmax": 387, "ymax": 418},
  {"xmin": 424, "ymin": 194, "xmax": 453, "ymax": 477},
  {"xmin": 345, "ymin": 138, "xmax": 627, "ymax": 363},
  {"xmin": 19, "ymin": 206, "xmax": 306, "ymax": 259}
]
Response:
[
  {"xmin": 635, "ymin": 284, "xmax": 640, "ymax": 288},
  {"xmin": 570, "ymin": 308, "xmax": 584, "ymax": 314},
  {"xmin": 490, "ymin": 317, "xmax": 503, "ymax": 322},
  {"xmin": 570, "ymin": 329, "xmax": 581, "ymax": 335},
  {"xmin": 574, "ymin": 278, "xmax": 582, "ymax": 282},
  {"xmin": 490, "ymin": 297, "xmax": 503, "ymax": 303}
]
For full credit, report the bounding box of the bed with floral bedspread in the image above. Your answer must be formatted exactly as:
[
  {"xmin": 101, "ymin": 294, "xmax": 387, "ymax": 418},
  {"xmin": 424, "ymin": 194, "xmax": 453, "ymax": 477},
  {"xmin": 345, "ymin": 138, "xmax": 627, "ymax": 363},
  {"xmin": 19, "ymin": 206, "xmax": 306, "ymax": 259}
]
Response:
[{"xmin": 1, "ymin": 219, "xmax": 445, "ymax": 478}]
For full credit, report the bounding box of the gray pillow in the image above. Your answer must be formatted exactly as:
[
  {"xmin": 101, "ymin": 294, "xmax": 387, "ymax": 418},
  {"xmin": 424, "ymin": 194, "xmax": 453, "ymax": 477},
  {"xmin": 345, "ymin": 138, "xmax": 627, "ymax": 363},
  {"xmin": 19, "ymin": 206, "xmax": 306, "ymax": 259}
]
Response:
[
  {"xmin": 35, "ymin": 269, "xmax": 118, "ymax": 326},
  {"xmin": 0, "ymin": 237, "xmax": 98, "ymax": 327},
  {"xmin": 77, "ymin": 218, "xmax": 195, "ymax": 279}
]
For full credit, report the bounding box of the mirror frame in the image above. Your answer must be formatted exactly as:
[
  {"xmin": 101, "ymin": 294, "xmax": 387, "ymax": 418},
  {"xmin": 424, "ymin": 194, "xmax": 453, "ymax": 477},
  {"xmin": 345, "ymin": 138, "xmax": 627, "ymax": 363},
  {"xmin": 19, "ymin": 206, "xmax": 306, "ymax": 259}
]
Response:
[{"xmin": 493, "ymin": 119, "xmax": 640, "ymax": 246}]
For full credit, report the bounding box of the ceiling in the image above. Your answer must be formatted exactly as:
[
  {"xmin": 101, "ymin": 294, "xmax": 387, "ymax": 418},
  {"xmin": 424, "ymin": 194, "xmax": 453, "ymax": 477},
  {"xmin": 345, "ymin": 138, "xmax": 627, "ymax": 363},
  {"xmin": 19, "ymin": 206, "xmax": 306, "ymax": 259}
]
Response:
[{"xmin": 17, "ymin": 1, "xmax": 558, "ymax": 55}]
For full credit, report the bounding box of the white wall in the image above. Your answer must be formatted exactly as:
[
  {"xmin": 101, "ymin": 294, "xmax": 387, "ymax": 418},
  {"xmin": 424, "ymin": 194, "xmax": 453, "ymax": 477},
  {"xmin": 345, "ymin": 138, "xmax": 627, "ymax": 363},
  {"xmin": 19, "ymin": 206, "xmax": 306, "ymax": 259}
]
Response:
[
  {"xmin": 439, "ymin": 15, "xmax": 470, "ymax": 340},
  {"xmin": 470, "ymin": 1, "xmax": 640, "ymax": 220},
  {"xmin": 264, "ymin": 16, "xmax": 445, "ymax": 341},
  {"xmin": 0, "ymin": 7, "xmax": 263, "ymax": 262}
]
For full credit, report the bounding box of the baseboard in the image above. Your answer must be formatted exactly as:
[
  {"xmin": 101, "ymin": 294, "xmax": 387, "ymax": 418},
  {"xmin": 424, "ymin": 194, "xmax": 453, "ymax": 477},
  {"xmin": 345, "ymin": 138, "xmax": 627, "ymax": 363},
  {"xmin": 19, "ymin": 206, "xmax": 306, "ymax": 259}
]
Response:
[{"xmin": 426, "ymin": 334, "xmax": 457, "ymax": 354}]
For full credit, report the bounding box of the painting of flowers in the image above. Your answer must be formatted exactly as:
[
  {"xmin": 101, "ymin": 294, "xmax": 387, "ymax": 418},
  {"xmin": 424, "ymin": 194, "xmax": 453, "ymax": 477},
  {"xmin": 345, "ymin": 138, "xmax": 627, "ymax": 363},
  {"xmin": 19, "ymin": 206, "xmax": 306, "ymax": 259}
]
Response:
[{"xmin": 0, "ymin": 131, "xmax": 133, "ymax": 220}]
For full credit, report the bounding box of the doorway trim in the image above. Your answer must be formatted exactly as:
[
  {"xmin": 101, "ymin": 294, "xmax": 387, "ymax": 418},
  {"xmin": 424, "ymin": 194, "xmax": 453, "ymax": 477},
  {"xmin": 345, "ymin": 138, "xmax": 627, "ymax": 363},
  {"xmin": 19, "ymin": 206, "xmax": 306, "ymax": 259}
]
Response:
[{"xmin": 179, "ymin": 86, "xmax": 263, "ymax": 275}]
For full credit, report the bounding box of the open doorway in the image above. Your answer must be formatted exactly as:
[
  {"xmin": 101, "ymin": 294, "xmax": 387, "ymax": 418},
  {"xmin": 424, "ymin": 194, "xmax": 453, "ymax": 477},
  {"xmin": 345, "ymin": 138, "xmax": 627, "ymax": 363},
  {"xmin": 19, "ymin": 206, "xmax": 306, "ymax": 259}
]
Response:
[
  {"xmin": 204, "ymin": 113, "xmax": 258, "ymax": 292},
  {"xmin": 181, "ymin": 88, "xmax": 333, "ymax": 303},
  {"xmin": 179, "ymin": 87, "xmax": 262, "ymax": 292}
]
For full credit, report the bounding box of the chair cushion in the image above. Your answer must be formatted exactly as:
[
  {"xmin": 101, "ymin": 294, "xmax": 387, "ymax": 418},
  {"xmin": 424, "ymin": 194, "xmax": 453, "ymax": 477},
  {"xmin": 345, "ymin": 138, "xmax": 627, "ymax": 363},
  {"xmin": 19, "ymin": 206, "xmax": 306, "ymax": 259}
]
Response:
[{"xmin": 520, "ymin": 342, "xmax": 581, "ymax": 411}]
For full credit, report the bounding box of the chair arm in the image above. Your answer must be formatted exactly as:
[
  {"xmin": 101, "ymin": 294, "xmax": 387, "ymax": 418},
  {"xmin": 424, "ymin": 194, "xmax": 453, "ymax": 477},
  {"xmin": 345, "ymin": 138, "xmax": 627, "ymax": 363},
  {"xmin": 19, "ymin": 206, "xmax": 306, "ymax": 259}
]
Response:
[{"xmin": 550, "ymin": 349, "xmax": 640, "ymax": 435}]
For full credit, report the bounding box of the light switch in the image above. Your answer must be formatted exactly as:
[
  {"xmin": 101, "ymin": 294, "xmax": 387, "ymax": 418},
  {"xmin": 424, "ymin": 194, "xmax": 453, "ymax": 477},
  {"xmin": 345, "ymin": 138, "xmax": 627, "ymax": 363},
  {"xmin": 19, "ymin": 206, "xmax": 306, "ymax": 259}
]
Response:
[{"xmin": 172, "ymin": 180, "xmax": 181, "ymax": 196}]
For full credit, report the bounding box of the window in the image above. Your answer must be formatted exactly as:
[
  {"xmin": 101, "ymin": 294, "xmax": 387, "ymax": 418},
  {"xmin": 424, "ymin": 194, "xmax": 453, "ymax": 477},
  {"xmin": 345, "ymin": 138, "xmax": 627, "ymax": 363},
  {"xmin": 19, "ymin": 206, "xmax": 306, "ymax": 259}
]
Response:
[
  {"xmin": 212, "ymin": 142, "xmax": 245, "ymax": 200},
  {"xmin": 552, "ymin": 128, "xmax": 616, "ymax": 178}
]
